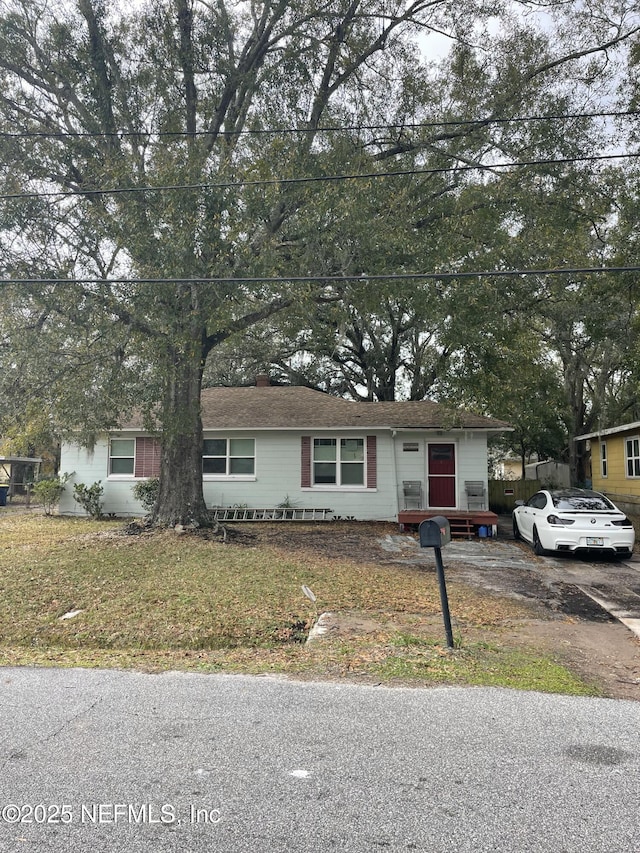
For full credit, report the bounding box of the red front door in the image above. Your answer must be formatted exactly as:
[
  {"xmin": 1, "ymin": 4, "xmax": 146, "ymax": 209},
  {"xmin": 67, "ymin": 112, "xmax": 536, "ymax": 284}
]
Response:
[{"xmin": 427, "ymin": 443, "xmax": 456, "ymax": 507}]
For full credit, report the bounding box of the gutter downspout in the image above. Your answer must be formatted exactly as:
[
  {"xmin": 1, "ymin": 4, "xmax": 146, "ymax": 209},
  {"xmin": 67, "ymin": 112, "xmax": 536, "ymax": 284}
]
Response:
[{"xmin": 390, "ymin": 429, "xmax": 400, "ymax": 523}]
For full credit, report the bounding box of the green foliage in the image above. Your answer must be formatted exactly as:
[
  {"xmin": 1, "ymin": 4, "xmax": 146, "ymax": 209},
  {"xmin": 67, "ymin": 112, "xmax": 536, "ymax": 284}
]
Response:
[
  {"xmin": 373, "ymin": 644, "xmax": 598, "ymax": 695},
  {"xmin": 0, "ymin": 514, "xmax": 597, "ymax": 696},
  {"xmin": 0, "ymin": 402, "xmax": 58, "ymax": 467},
  {"xmin": 132, "ymin": 478, "xmax": 160, "ymax": 513},
  {"xmin": 72, "ymin": 481, "xmax": 104, "ymax": 520},
  {"xmin": 0, "ymin": 0, "xmax": 638, "ymax": 514},
  {"xmin": 32, "ymin": 473, "xmax": 72, "ymax": 516}
]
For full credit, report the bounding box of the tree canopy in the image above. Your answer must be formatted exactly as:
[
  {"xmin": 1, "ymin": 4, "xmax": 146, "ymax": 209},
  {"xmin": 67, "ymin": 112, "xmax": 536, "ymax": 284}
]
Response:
[{"xmin": 1, "ymin": 0, "xmax": 639, "ymax": 520}]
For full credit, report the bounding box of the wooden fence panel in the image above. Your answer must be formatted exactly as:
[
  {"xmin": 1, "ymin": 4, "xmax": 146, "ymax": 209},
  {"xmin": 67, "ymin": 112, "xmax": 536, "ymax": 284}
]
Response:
[{"xmin": 489, "ymin": 480, "xmax": 541, "ymax": 514}]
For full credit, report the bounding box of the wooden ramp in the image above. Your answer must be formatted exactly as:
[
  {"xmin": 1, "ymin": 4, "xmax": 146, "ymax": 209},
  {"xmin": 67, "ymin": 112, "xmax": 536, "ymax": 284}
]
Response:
[
  {"xmin": 211, "ymin": 507, "xmax": 333, "ymax": 522},
  {"xmin": 397, "ymin": 509, "xmax": 499, "ymax": 539}
]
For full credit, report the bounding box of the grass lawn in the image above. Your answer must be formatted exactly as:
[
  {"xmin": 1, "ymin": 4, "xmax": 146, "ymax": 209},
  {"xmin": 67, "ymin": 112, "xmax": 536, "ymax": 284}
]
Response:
[{"xmin": 0, "ymin": 513, "xmax": 598, "ymax": 695}]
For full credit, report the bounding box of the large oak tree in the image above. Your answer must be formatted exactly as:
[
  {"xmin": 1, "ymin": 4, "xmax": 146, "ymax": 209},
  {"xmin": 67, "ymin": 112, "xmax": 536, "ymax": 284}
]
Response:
[
  {"xmin": 2, "ymin": 0, "xmax": 503, "ymax": 524},
  {"xmin": 1, "ymin": 0, "xmax": 638, "ymax": 521}
]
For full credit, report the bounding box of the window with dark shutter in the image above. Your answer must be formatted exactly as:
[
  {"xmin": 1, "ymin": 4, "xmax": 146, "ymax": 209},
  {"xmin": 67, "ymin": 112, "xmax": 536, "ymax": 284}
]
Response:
[
  {"xmin": 134, "ymin": 437, "xmax": 161, "ymax": 478},
  {"xmin": 301, "ymin": 435, "xmax": 376, "ymax": 488}
]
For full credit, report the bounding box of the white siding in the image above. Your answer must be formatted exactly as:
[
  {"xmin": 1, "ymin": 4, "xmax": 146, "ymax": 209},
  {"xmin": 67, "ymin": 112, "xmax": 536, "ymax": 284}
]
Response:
[
  {"xmin": 58, "ymin": 428, "xmax": 490, "ymax": 520},
  {"xmin": 456, "ymin": 432, "xmax": 489, "ymax": 508},
  {"xmin": 395, "ymin": 434, "xmax": 426, "ymax": 508},
  {"xmin": 394, "ymin": 430, "xmax": 489, "ymax": 510},
  {"xmin": 58, "ymin": 437, "xmax": 147, "ymax": 517},
  {"xmin": 204, "ymin": 429, "xmax": 396, "ymax": 521}
]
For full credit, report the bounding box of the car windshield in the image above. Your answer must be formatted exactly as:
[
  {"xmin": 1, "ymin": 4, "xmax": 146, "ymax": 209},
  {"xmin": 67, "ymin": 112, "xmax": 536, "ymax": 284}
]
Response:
[{"xmin": 551, "ymin": 493, "xmax": 616, "ymax": 512}]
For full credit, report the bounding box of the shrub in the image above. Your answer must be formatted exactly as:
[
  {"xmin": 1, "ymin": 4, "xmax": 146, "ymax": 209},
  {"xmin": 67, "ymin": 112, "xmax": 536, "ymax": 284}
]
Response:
[
  {"xmin": 33, "ymin": 473, "xmax": 72, "ymax": 516},
  {"xmin": 73, "ymin": 481, "xmax": 104, "ymax": 519},
  {"xmin": 131, "ymin": 477, "xmax": 159, "ymax": 513}
]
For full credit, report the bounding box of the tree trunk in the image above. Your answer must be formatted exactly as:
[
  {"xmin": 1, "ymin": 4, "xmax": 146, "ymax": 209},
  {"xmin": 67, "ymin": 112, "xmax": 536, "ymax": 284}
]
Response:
[
  {"xmin": 568, "ymin": 433, "xmax": 591, "ymax": 487},
  {"xmin": 152, "ymin": 345, "xmax": 211, "ymax": 528}
]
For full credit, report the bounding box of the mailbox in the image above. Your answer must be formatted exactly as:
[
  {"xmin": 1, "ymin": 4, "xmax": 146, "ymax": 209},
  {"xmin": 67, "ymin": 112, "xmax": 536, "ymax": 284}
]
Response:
[{"xmin": 419, "ymin": 516, "xmax": 451, "ymax": 549}]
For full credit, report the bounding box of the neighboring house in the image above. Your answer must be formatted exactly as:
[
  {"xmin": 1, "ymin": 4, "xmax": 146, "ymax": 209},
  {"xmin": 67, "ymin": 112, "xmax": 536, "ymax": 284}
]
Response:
[
  {"xmin": 58, "ymin": 380, "xmax": 511, "ymax": 521},
  {"xmin": 493, "ymin": 454, "xmax": 524, "ymax": 480},
  {"xmin": 575, "ymin": 422, "xmax": 640, "ymax": 507},
  {"xmin": 492, "ymin": 454, "xmax": 569, "ymax": 486},
  {"xmin": 0, "ymin": 455, "xmax": 43, "ymax": 500},
  {"xmin": 524, "ymin": 460, "xmax": 570, "ymax": 487}
]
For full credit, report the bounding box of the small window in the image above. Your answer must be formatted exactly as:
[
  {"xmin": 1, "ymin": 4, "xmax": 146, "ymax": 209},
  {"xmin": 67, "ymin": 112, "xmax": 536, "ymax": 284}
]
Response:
[
  {"xmin": 313, "ymin": 438, "xmax": 337, "ymax": 484},
  {"xmin": 203, "ymin": 438, "xmax": 255, "ymax": 476},
  {"xmin": 229, "ymin": 438, "xmax": 255, "ymax": 475},
  {"xmin": 626, "ymin": 437, "xmax": 640, "ymax": 478},
  {"xmin": 600, "ymin": 442, "xmax": 607, "ymax": 478},
  {"xmin": 340, "ymin": 438, "xmax": 364, "ymax": 485},
  {"xmin": 403, "ymin": 442, "xmax": 419, "ymax": 452},
  {"xmin": 109, "ymin": 438, "xmax": 135, "ymax": 475},
  {"xmin": 431, "ymin": 445, "xmax": 453, "ymax": 461}
]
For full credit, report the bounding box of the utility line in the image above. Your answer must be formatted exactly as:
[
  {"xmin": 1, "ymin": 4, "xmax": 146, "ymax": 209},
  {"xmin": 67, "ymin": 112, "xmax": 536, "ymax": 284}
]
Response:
[
  {"xmin": 1, "ymin": 152, "xmax": 637, "ymax": 201},
  {"xmin": 1, "ymin": 110, "xmax": 638, "ymax": 140},
  {"xmin": 5, "ymin": 266, "xmax": 640, "ymax": 285}
]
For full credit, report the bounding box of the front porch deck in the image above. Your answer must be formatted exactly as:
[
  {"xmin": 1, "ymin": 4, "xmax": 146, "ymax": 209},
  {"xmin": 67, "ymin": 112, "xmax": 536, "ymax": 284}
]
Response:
[{"xmin": 398, "ymin": 509, "xmax": 499, "ymax": 539}]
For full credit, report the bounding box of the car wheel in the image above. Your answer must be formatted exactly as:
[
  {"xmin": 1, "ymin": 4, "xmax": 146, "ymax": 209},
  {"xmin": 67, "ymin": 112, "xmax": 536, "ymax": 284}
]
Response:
[
  {"xmin": 532, "ymin": 527, "xmax": 546, "ymax": 556},
  {"xmin": 513, "ymin": 517, "xmax": 522, "ymax": 541}
]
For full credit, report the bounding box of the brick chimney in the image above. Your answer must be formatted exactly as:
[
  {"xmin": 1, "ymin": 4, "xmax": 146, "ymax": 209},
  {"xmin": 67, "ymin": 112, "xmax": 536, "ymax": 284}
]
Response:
[{"xmin": 255, "ymin": 374, "xmax": 271, "ymax": 387}]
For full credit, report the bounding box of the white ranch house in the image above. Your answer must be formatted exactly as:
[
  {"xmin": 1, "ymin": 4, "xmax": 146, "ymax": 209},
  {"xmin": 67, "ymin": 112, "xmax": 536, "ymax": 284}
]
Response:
[{"xmin": 58, "ymin": 381, "xmax": 510, "ymax": 522}]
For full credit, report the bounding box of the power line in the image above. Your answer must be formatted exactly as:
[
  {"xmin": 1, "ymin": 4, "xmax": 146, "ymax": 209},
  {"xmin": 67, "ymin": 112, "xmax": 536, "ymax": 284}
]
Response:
[
  {"xmin": 1, "ymin": 110, "xmax": 638, "ymax": 140},
  {"xmin": 5, "ymin": 266, "xmax": 640, "ymax": 285},
  {"xmin": 1, "ymin": 152, "xmax": 637, "ymax": 201}
]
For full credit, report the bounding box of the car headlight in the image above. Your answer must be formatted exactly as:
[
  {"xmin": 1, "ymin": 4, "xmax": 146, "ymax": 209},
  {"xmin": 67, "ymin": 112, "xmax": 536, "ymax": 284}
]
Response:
[{"xmin": 546, "ymin": 515, "xmax": 575, "ymax": 525}]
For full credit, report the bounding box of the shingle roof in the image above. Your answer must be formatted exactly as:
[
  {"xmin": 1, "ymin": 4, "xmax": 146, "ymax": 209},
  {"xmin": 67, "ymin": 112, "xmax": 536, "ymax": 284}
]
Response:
[
  {"xmin": 155, "ymin": 386, "xmax": 510, "ymax": 431},
  {"xmin": 121, "ymin": 386, "xmax": 510, "ymax": 431}
]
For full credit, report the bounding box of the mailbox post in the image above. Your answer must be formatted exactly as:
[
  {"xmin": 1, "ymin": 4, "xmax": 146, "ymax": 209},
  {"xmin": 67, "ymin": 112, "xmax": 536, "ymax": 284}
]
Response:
[{"xmin": 419, "ymin": 516, "xmax": 454, "ymax": 649}]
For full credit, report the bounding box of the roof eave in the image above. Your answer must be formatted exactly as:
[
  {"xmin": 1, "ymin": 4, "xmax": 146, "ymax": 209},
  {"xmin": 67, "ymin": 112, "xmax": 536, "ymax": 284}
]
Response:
[
  {"xmin": 110, "ymin": 423, "xmax": 512, "ymax": 432},
  {"xmin": 575, "ymin": 421, "xmax": 640, "ymax": 441}
]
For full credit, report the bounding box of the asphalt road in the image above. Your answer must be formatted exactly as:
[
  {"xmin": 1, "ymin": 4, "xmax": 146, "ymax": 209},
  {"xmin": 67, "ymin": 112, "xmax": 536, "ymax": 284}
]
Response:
[{"xmin": 1, "ymin": 668, "xmax": 639, "ymax": 852}]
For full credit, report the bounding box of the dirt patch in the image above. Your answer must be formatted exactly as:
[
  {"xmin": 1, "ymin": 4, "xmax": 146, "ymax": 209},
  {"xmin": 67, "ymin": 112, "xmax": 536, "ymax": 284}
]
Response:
[
  {"xmin": 228, "ymin": 521, "xmax": 640, "ymax": 701},
  {"xmin": 511, "ymin": 619, "xmax": 640, "ymax": 702},
  {"xmin": 236, "ymin": 520, "xmax": 400, "ymax": 559}
]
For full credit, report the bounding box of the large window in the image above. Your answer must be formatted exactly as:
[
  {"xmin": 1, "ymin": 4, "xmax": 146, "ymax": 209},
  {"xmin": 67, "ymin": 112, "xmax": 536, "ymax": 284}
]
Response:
[
  {"xmin": 203, "ymin": 438, "xmax": 255, "ymax": 476},
  {"xmin": 313, "ymin": 438, "xmax": 364, "ymax": 486},
  {"xmin": 109, "ymin": 438, "xmax": 135, "ymax": 475},
  {"xmin": 626, "ymin": 437, "xmax": 640, "ymax": 478}
]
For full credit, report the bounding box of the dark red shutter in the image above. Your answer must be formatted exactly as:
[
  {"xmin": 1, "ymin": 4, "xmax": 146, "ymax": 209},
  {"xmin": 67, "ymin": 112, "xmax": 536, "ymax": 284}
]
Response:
[
  {"xmin": 366, "ymin": 435, "xmax": 377, "ymax": 489},
  {"xmin": 301, "ymin": 436, "xmax": 311, "ymax": 487},
  {"xmin": 134, "ymin": 437, "xmax": 161, "ymax": 478}
]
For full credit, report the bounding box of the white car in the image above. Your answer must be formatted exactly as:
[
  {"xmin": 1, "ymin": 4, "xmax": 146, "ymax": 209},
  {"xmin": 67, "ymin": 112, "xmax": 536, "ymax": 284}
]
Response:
[{"xmin": 512, "ymin": 488, "xmax": 635, "ymax": 558}]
